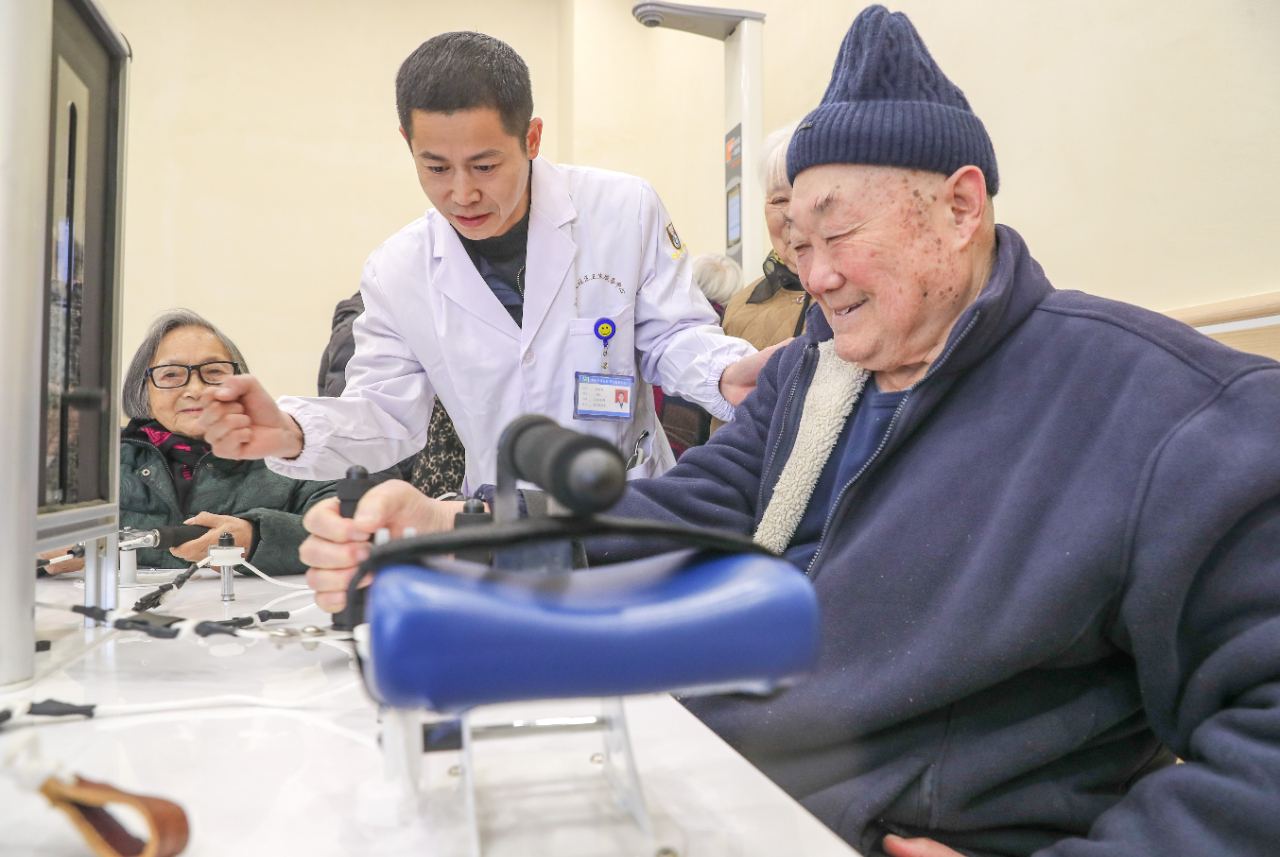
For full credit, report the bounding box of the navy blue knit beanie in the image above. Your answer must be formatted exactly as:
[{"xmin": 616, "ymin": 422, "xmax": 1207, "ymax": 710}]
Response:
[{"xmin": 787, "ymin": 5, "xmax": 998, "ymax": 194}]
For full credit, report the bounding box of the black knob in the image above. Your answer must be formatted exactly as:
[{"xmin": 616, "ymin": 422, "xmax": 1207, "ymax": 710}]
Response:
[
  {"xmin": 332, "ymin": 465, "xmax": 377, "ymax": 631},
  {"xmin": 338, "ymin": 465, "xmax": 374, "ymax": 519},
  {"xmin": 218, "ymin": 532, "xmax": 234, "ymax": 547},
  {"xmin": 500, "ymin": 417, "xmax": 626, "ymax": 515}
]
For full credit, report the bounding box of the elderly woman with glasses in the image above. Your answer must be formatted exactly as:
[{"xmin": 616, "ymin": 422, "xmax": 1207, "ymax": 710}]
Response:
[{"xmin": 113, "ymin": 309, "xmax": 336, "ymax": 571}]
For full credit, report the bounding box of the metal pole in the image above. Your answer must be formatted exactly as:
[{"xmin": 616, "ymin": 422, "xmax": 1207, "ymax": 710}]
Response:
[
  {"xmin": 725, "ymin": 18, "xmax": 765, "ymax": 272},
  {"xmin": 0, "ymin": 0, "xmax": 55, "ymax": 689}
]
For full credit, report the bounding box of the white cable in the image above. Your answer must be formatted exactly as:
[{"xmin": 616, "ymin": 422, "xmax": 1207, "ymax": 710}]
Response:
[
  {"xmin": 94, "ymin": 679, "xmax": 361, "ymax": 718},
  {"xmin": 260, "ymin": 588, "xmax": 316, "ymax": 612},
  {"xmin": 235, "ymin": 559, "xmax": 309, "ymax": 589}
]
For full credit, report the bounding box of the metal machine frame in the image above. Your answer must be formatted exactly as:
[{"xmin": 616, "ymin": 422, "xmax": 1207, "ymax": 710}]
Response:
[
  {"xmin": 632, "ymin": 2, "xmax": 766, "ymax": 269},
  {"xmin": 0, "ymin": 0, "xmax": 129, "ymax": 689}
]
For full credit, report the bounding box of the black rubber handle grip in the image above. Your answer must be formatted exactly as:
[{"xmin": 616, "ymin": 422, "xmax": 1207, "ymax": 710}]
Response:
[
  {"xmin": 504, "ymin": 418, "xmax": 626, "ymax": 515},
  {"xmin": 453, "ymin": 501, "xmax": 494, "ymax": 565},
  {"xmin": 337, "ymin": 465, "xmax": 372, "ymax": 518},
  {"xmin": 332, "ymin": 465, "xmax": 373, "ymax": 631},
  {"xmin": 155, "ymin": 525, "xmax": 212, "ymax": 549}
]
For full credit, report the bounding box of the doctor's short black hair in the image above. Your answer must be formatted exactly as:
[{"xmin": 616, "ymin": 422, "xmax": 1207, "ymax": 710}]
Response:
[{"xmin": 396, "ymin": 32, "xmax": 534, "ymax": 149}]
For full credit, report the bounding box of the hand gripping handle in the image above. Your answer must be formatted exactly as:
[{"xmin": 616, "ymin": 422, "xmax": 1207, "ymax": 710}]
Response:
[{"xmin": 331, "ymin": 465, "xmax": 377, "ymax": 631}]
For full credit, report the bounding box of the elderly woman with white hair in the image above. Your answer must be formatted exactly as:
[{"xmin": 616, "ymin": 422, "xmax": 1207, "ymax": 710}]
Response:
[
  {"xmin": 720, "ymin": 121, "xmax": 810, "ymax": 351},
  {"xmin": 690, "ymin": 252, "xmax": 745, "ymax": 319},
  {"xmin": 111, "ymin": 310, "xmax": 336, "ymax": 571}
]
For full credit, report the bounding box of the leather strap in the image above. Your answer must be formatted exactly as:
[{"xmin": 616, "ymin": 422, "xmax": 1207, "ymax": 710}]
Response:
[{"xmin": 39, "ymin": 775, "xmax": 189, "ymax": 857}]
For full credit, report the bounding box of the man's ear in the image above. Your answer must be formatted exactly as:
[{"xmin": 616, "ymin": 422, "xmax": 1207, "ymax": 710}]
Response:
[
  {"xmin": 525, "ymin": 117, "xmax": 544, "ymax": 161},
  {"xmin": 945, "ymin": 165, "xmax": 988, "ymax": 248},
  {"xmin": 399, "ymin": 124, "xmax": 412, "ymax": 151}
]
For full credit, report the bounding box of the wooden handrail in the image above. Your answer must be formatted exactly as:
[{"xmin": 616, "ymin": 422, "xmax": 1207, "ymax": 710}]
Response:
[{"xmin": 1164, "ymin": 290, "xmax": 1280, "ymax": 328}]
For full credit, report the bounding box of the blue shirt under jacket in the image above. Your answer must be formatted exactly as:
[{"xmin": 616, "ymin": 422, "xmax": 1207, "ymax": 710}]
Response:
[
  {"xmin": 590, "ymin": 225, "xmax": 1280, "ymax": 857},
  {"xmin": 784, "ymin": 383, "xmax": 907, "ymax": 570}
]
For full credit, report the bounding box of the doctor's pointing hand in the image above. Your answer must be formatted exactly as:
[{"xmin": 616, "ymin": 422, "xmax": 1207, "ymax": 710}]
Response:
[{"xmin": 199, "ymin": 31, "xmax": 778, "ymax": 493}]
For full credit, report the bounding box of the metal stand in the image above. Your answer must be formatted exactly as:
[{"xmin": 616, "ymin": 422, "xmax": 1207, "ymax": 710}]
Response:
[
  {"xmin": 208, "ymin": 538, "xmax": 244, "ymax": 603},
  {"xmin": 81, "ymin": 532, "xmax": 118, "ymax": 628},
  {"xmin": 373, "ymin": 699, "xmax": 685, "ymax": 856}
]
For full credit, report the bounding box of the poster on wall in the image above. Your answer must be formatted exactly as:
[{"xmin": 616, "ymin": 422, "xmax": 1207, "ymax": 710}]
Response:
[{"xmin": 725, "ymin": 123, "xmax": 743, "ymax": 266}]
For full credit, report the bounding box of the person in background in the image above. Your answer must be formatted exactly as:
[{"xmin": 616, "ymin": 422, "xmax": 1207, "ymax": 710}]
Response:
[
  {"xmin": 113, "ymin": 310, "xmax": 334, "ymax": 571},
  {"xmin": 721, "ymin": 121, "xmax": 808, "ymax": 351},
  {"xmin": 690, "ymin": 252, "xmax": 744, "ymax": 321},
  {"xmin": 712, "ymin": 122, "xmax": 808, "ymax": 434},
  {"xmin": 318, "ymin": 291, "xmax": 465, "ymax": 498},
  {"xmin": 652, "ymin": 252, "xmax": 748, "ymax": 456}
]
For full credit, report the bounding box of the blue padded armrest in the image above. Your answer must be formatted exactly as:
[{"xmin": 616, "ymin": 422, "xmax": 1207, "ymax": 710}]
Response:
[{"xmin": 364, "ymin": 549, "xmax": 819, "ymax": 713}]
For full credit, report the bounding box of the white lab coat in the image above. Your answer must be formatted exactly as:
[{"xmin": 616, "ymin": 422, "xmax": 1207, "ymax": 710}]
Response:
[{"xmin": 268, "ymin": 157, "xmax": 755, "ymax": 489}]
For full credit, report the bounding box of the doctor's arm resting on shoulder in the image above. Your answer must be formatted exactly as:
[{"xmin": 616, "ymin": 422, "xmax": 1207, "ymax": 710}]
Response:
[
  {"xmin": 629, "ymin": 182, "xmax": 779, "ymax": 417},
  {"xmin": 719, "ymin": 340, "xmax": 788, "ymax": 405}
]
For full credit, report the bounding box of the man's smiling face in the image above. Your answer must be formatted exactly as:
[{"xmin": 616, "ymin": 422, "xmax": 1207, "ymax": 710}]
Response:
[
  {"xmin": 405, "ymin": 107, "xmax": 541, "ymax": 240},
  {"xmin": 789, "ymin": 164, "xmax": 973, "ymax": 378}
]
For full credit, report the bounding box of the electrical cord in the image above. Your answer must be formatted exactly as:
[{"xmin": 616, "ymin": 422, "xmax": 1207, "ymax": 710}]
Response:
[
  {"xmin": 132, "ymin": 556, "xmax": 307, "ymax": 616},
  {"xmin": 234, "ymin": 558, "xmax": 310, "ymax": 589},
  {"xmin": 34, "ymin": 601, "xmax": 300, "ymax": 642},
  {"xmin": 259, "ymin": 589, "xmax": 316, "ymax": 612},
  {"xmin": 131, "ymin": 560, "xmax": 207, "ymax": 612},
  {"xmin": 0, "ymin": 680, "xmax": 362, "ymax": 731}
]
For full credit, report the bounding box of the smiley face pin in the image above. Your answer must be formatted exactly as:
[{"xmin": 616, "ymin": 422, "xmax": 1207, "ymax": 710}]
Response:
[{"xmin": 594, "ymin": 318, "xmax": 616, "ymax": 343}]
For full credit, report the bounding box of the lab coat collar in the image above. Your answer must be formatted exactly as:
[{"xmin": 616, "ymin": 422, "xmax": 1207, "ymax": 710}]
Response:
[
  {"xmin": 425, "ymin": 157, "xmax": 575, "ymax": 344},
  {"xmin": 528, "ymin": 155, "xmax": 576, "ymax": 227},
  {"xmin": 521, "ymin": 157, "xmax": 577, "ymax": 344},
  {"xmin": 431, "ymin": 229, "xmax": 522, "ymax": 341}
]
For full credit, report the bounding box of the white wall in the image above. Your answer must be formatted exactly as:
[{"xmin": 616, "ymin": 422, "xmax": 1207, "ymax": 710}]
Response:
[{"xmin": 105, "ymin": 0, "xmax": 1280, "ymax": 396}]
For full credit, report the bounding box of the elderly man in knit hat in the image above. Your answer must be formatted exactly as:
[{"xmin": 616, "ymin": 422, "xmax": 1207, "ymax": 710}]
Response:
[{"xmin": 297, "ymin": 6, "xmax": 1280, "ymax": 856}]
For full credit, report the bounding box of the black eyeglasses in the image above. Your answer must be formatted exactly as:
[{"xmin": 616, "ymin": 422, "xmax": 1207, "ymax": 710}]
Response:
[{"xmin": 145, "ymin": 361, "xmax": 241, "ymax": 389}]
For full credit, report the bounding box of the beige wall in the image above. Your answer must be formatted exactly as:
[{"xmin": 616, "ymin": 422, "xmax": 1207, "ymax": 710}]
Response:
[
  {"xmin": 106, "ymin": 0, "xmax": 1280, "ymax": 397},
  {"xmin": 104, "ymin": 0, "xmax": 562, "ymax": 398},
  {"xmin": 566, "ymin": 0, "xmax": 1280, "ymax": 312}
]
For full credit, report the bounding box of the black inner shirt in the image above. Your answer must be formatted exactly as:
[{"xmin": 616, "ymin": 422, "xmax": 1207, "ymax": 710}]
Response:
[{"xmin": 455, "ymin": 172, "xmax": 531, "ymax": 327}]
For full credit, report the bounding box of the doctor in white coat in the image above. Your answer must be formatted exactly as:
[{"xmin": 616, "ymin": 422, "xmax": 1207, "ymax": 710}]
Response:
[{"xmin": 199, "ymin": 32, "xmax": 774, "ymax": 506}]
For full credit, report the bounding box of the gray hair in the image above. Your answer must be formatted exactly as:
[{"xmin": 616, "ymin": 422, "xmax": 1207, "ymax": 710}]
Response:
[
  {"xmin": 121, "ymin": 308, "xmax": 249, "ymax": 420},
  {"xmin": 691, "ymin": 253, "xmax": 745, "ymax": 306},
  {"xmin": 758, "ymin": 120, "xmax": 800, "ymax": 195}
]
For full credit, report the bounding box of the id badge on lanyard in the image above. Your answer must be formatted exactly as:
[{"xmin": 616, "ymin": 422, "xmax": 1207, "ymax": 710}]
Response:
[{"xmin": 573, "ymin": 318, "xmax": 635, "ymax": 422}]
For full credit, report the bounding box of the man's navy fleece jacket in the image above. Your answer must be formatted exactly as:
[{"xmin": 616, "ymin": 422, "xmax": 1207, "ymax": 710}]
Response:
[{"xmin": 592, "ymin": 225, "xmax": 1280, "ymax": 857}]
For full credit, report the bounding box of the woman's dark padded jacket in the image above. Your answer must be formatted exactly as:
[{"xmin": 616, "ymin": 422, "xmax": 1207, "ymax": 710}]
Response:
[
  {"xmin": 595, "ymin": 225, "xmax": 1280, "ymax": 856},
  {"xmin": 120, "ymin": 420, "xmax": 336, "ymax": 572}
]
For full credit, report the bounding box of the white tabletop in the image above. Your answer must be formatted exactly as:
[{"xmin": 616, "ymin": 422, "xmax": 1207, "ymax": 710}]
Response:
[{"xmin": 0, "ymin": 572, "xmax": 858, "ymax": 856}]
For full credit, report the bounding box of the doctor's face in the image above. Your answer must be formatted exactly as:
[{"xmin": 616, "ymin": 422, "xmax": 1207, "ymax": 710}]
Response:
[{"xmin": 404, "ymin": 108, "xmax": 543, "ymax": 241}]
